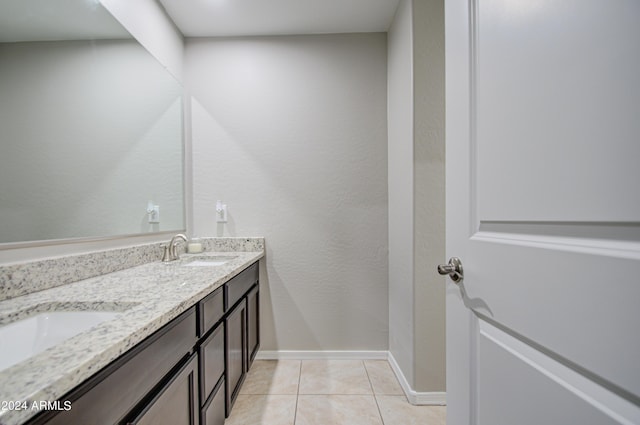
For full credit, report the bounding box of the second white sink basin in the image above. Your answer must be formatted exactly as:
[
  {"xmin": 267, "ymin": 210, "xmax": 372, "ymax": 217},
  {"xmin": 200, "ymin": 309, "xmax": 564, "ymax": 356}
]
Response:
[{"xmin": 0, "ymin": 311, "xmax": 122, "ymax": 372}]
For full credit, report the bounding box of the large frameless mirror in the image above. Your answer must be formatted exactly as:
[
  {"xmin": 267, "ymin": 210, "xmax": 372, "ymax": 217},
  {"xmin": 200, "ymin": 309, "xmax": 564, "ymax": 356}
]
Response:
[{"xmin": 0, "ymin": 0, "xmax": 185, "ymax": 247}]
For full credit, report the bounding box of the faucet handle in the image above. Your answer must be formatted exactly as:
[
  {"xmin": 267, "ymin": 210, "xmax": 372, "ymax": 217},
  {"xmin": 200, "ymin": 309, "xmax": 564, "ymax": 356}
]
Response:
[{"xmin": 160, "ymin": 244, "xmax": 172, "ymax": 262}]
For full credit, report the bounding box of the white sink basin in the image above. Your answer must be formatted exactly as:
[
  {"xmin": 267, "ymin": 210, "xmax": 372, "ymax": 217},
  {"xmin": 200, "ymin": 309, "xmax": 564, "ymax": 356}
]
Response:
[
  {"xmin": 0, "ymin": 311, "xmax": 122, "ymax": 371},
  {"xmin": 183, "ymin": 256, "xmax": 237, "ymax": 267}
]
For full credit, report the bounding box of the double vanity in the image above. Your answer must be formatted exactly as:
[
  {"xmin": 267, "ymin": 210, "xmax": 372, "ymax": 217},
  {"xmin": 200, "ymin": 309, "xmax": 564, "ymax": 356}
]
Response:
[{"xmin": 0, "ymin": 238, "xmax": 264, "ymax": 425}]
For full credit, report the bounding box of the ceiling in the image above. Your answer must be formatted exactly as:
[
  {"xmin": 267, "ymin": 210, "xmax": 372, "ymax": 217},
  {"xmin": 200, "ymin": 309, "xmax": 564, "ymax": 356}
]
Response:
[
  {"xmin": 0, "ymin": 0, "xmax": 130, "ymax": 42},
  {"xmin": 158, "ymin": 0, "xmax": 401, "ymax": 37}
]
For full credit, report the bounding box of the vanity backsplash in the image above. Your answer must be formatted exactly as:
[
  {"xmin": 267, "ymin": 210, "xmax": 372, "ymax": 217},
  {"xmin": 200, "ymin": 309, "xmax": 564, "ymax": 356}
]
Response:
[{"xmin": 0, "ymin": 237, "xmax": 264, "ymax": 302}]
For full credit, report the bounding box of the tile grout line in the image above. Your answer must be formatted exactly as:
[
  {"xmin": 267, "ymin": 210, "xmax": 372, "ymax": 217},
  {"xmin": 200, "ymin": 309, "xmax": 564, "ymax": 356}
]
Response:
[
  {"xmin": 363, "ymin": 360, "xmax": 387, "ymax": 425},
  {"xmin": 293, "ymin": 360, "xmax": 303, "ymax": 425},
  {"xmin": 361, "ymin": 360, "xmax": 375, "ymax": 395}
]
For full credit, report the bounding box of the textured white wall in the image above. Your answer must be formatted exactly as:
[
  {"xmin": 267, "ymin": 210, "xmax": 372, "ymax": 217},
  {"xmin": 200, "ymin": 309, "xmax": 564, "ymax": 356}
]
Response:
[
  {"xmin": 388, "ymin": 0, "xmax": 446, "ymax": 395},
  {"xmin": 388, "ymin": 0, "xmax": 415, "ymax": 387},
  {"xmin": 186, "ymin": 34, "xmax": 389, "ymax": 351},
  {"xmin": 413, "ymin": 0, "xmax": 446, "ymax": 393}
]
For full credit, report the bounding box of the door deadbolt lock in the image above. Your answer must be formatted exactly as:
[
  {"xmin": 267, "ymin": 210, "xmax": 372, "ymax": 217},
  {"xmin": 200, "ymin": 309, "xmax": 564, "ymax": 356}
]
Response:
[{"xmin": 437, "ymin": 257, "xmax": 463, "ymax": 283}]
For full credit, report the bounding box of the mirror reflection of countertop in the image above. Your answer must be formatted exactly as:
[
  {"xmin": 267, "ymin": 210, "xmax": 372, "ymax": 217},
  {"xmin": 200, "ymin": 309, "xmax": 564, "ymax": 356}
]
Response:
[{"xmin": 0, "ymin": 249, "xmax": 263, "ymax": 425}]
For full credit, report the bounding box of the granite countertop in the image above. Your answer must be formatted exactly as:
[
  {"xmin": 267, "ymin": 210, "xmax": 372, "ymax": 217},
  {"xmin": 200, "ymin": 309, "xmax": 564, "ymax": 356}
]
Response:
[{"xmin": 0, "ymin": 250, "xmax": 263, "ymax": 425}]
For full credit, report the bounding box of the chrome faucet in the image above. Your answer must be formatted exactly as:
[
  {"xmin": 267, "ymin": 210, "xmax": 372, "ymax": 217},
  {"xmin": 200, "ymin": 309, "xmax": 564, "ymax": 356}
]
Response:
[{"xmin": 161, "ymin": 233, "xmax": 188, "ymax": 262}]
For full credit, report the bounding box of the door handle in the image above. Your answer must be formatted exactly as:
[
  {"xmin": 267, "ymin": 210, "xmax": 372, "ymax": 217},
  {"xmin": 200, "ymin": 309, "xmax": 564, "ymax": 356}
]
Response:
[{"xmin": 437, "ymin": 257, "xmax": 463, "ymax": 283}]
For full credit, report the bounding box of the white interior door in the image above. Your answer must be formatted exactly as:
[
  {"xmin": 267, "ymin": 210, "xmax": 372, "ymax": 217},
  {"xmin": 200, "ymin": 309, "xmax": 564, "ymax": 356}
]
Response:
[{"xmin": 444, "ymin": 1, "xmax": 640, "ymax": 424}]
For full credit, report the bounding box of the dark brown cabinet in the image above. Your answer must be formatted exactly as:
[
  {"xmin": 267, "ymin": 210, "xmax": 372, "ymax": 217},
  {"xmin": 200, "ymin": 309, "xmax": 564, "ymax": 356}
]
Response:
[
  {"xmin": 126, "ymin": 353, "xmax": 199, "ymax": 425},
  {"xmin": 199, "ymin": 261, "xmax": 260, "ymax": 422},
  {"xmin": 224, "ymin": 298, "xmax": 246, "ymax": 416},
  {"xmin": 198, "ymin": 320, "xmax": 226, "ymax": 425},
  {"xmin": 28, "ymin": 260, "xmax": 260, "ymax": 425},
  {"xmin": 223, "ymin": 262, "xmax": 259, "ymax": 417},
  {"xmin": 198, "ymin": 287, "xmax": 224, "ymax": 338},
  {"xmin": 201, "ymin": 378, "xmax": 225, "ymax": 425},
  {"xmin": 246, "ymin": 285, "xmax": 259, "ymax": 370},
  {"xmin": 29, "ymin": 308, "xmax": 197, "ymax": 425},
  {"xmin": 224, "ymin": 263, "xmax": 258, "ymax": 310},
  {"xmin": 199, "ymin": 322, "xmax": 225, "ymax": 404}
]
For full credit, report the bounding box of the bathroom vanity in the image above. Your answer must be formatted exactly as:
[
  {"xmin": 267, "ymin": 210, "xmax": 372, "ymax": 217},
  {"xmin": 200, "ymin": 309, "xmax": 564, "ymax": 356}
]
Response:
[{"xmin": 0, "ymin": 239, "xmax": 263, "ymax": 425}]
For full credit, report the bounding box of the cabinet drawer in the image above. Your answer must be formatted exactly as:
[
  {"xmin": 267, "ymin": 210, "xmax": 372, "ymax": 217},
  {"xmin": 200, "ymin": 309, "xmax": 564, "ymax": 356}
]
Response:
[
  {"xmin": 201, "ymin": 378, "xmax": 225, "ymax": 425},
  {"xmin": 225, "ymin": 262, "xmax": 258, "ymax": 310},
  {"xmin": 199, "ymin": 322, "xmax": 225, "ymax": 405},
  {"xmin": 127, "ymin": 352, "xmax": 199, "ymax": 425},
  {"xmin": 198, "ymin": 286, "xmax": 224, "ymax": 337}
]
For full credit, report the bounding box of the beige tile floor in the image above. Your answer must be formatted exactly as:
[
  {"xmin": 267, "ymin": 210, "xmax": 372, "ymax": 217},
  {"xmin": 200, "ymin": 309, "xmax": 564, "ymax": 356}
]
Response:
[{"xmin": 226, "ymin": 359, "xmax": 446, "ymax": 425}]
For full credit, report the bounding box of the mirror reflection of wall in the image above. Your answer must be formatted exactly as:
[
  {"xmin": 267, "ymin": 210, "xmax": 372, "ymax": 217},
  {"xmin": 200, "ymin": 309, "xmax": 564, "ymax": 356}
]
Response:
[{"xmin": 0, "ymin": 0, "xmax": 185, "ymax": 245}]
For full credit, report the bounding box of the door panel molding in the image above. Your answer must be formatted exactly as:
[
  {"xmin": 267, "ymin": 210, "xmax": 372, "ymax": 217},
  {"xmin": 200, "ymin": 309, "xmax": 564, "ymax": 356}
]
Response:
[
  {"xmin": 478, "ymin": 319, "xmax": 640, "ymax": 424},
  {"xmin": 479, "ymin": 221, "xmax": 640, "ymax": 241},
  {"xmin": 473, "ymin": 221, "xmax": 640, "ymax": 260}
]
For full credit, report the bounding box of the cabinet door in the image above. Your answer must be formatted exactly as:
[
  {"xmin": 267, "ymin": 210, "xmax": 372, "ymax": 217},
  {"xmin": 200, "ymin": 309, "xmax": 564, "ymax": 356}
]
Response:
[
  {"xmin": 201, "ymin": 378, "xmax": 225, "ymax": 425},
  {"xmin": 225, "ymin": 299, "xmax": 246, "ymax": 416},
  {"xmin": 246, "ymin": 285, "xmax": 259, "ymax": 370},
  {"xmin": 199, "ymin": 321, "xmax": 225, "ymax": 406},
  {"xmin": 126, "ymin": 353, "xmax": 199, "ymax": 425}
]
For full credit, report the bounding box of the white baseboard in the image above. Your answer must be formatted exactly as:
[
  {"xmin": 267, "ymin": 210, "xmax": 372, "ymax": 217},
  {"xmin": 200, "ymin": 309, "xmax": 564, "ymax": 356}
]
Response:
[
  {"xmin": 387, "ymin": 352, "xmax": 447, "ymax": 406},
  {"xmin": 255, "ymin": 350, "xmax": 388, "ymax": 360}
]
